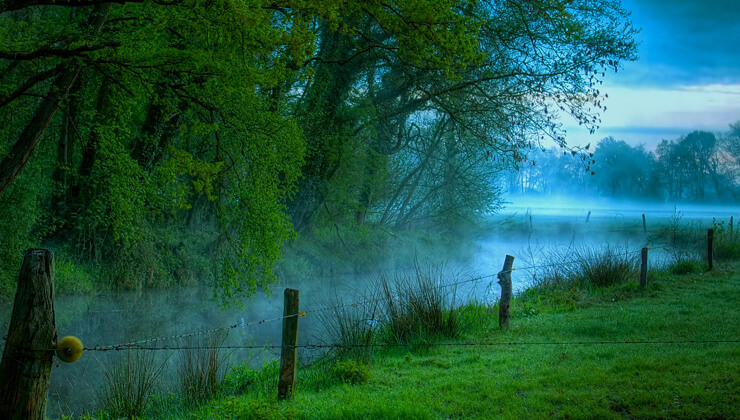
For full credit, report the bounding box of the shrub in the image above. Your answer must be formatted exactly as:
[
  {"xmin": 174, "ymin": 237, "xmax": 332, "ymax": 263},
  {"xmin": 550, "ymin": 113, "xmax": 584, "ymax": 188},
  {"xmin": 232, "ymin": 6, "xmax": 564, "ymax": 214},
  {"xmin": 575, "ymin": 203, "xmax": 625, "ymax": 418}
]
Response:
[{"xmin": 654, "ymin": 207, "xmax": 701, "ymax": 266}]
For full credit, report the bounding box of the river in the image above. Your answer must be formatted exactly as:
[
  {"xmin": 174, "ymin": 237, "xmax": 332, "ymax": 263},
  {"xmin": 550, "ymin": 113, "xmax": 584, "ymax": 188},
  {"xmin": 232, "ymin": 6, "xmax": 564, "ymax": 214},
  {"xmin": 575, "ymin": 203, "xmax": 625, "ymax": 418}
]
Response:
[{"xmin": 0, "ymin": 196, "xmax": 736, "ymax": 418}]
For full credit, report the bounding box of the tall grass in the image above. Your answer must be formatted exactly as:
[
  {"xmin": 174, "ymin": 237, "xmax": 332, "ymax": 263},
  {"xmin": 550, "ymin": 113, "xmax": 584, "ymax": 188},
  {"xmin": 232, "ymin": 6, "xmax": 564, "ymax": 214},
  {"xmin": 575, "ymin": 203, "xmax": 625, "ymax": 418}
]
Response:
[
  {"xmin": 317, "ymin": 295, "xmax": 380, "ymax": 363},
  {"xmin": 316, "ymin": 263, "xmax": 463, "ymax": 359},
  {"xmin": 518, "ymin": 244, "xmax": 638, "ymax": 310},
  {"xmin": 654, "ymin": 207, "xmax": 702, "ymax": 269},
  {"xmin": 97, "ymin": 349, "xmax": 168, "ymax": 418},
  {"xmin": 377, "ymin": 263, "xmax": 459, "ymax": 346},
  {"xmin": 177, "ymin": 332, "xmax": 227, "ymax": 405},
  {"xmin": 573, "ymin": 245, "xmax": 638, "ymax": 287}
]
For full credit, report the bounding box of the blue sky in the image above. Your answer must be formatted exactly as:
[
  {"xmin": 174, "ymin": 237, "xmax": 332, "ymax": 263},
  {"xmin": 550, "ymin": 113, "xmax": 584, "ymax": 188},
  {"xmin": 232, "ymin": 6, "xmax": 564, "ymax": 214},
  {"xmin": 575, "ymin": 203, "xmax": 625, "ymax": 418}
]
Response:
[{"xmin": 563, "ymin": 0, "xmax": 740, "ymax": 149}]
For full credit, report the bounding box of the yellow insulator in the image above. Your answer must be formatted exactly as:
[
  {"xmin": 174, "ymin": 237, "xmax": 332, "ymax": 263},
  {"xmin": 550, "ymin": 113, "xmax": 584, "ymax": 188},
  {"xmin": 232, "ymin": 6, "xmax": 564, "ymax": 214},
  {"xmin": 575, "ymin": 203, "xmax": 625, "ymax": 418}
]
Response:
[{"xmin": 56, "ymin": 336, "xmax": 84, "ymax": 363}]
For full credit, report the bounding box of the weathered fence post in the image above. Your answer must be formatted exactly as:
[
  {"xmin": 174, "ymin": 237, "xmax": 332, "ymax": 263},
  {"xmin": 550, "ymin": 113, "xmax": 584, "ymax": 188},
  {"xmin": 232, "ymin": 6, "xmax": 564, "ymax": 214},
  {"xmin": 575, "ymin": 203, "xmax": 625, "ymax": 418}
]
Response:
[
  {"xmin": 278, "ymin": 288, "xmax": 299, "ymax": 400},
  {"xmin": 0, "ymin": 249, "xmax": 57, "ymax": 420},
  {"xmin": 642, "ymin": 214, "xmax": 647, "ymax": 233},
  {"xmin": 639, "ymin": 247, "xmax": 648, "ymax": 288},
  {"xmin": 731, "ymin": 216, "xmax": 734, "ymax": 241},
  {"xmin": 586, "ymin": 211, "xmax": 591, "ymax": 223},
  {"xmin": 707, "ymin": 229, "xmax": 714, "ymax": 271},
  {"xmin": 497, "ymin": 255, "xmax": 515, "ymax": 330}
]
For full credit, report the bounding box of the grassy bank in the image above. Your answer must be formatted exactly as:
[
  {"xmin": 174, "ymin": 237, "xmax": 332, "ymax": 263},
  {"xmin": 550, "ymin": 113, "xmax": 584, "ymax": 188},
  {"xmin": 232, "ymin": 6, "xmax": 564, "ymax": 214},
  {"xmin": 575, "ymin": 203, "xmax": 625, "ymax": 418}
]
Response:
[{"xmin": 165, "ymin": 261, "xmax": 740, "ymax": 419}]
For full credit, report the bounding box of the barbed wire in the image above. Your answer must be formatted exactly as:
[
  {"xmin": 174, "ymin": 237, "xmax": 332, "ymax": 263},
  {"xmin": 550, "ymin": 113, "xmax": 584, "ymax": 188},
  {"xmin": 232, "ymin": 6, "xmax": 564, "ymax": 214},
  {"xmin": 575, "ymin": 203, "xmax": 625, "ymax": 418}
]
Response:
[
  {"xmin": 2, "ymin": 237, "xmax": 720, "ymax": 357},
  {"xmin": 4, "ymin": 333, "xmax": 740, "ymax": 354},
  {"xmin": 85, "ymin": 313, "xmax": 301, "ymax": 351},
  {"xmin": 76, "ymin": 338, "xmax": 740, "ymax": 352},
  {"xmin": 52, "ymin": 245, "xmax": 650, "ymax": 350}
]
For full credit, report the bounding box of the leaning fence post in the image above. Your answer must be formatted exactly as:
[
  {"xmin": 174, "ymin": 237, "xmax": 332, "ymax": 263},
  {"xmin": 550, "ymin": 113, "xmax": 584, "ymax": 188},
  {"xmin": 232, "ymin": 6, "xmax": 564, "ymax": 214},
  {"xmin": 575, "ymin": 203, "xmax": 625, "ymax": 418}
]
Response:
[
  {"xmin": 497, "ymin": 255, "xmax": 515, "ymax": 330},
  {"xmin": 639, "ymin": 247, "xmax": 648, "ymax": 288},
  {"xmin": 707, "ymin": 229, "xmax": 714, "ymax": 271},
  {"xmin": 0, "ymin": 249, "xmax": 57, "ymax": 420},
  {"xmin": 642, "ymin": 214, "xmax": 647, "ymax": 233},
  {"xmin": 278, "ymin": 288, "xmax": 299, "ymax": 400}
]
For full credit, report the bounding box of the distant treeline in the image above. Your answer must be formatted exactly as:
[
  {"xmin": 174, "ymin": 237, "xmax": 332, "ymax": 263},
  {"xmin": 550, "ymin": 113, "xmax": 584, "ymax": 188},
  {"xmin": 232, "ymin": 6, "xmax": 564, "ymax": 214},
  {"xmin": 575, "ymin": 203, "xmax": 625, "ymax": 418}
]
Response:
[{"xmin": 504, "ymin": 124, "xmax": 740, "ymax": 202}]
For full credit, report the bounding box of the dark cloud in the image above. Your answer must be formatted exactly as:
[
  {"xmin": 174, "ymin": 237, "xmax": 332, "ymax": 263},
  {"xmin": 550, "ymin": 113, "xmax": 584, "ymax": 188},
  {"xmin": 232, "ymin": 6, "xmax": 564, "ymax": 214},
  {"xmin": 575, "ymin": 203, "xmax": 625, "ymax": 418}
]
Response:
[{"xmin": 619, "ymin": 0, "xmax": 740, "ymax": 86}]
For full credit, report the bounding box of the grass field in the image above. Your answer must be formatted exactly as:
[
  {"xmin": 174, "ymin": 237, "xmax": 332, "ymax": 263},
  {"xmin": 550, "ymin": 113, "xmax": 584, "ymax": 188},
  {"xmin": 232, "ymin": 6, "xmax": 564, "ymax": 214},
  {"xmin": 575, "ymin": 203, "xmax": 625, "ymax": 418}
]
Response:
[{"xmin": 179, "ymin": 262, "xmax": 740, "ymax": 419}]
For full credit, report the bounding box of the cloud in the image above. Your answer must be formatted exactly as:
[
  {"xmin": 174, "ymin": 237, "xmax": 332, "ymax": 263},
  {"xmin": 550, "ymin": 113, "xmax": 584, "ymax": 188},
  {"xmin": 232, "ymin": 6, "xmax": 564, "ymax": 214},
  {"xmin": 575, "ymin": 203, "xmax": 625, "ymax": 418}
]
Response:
[
  {"xmin": 618, "ymin": 0, "xmax": 740, "ymax": 87},
  {"xmin": 561, "ymin": 83, "xmax": 740, "ymax": 149}
]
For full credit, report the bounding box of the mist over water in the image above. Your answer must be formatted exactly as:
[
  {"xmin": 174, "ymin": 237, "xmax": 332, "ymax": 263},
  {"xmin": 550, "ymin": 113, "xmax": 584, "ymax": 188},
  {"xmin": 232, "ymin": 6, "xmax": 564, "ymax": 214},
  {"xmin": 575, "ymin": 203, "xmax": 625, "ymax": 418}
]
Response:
[
  {"xmin": 0, "ymin": 193, "xmax": 736, "ymax": 418},
  {"xmin": 475, "ymin": 193, "xmax": 738, "ymax": 293}
]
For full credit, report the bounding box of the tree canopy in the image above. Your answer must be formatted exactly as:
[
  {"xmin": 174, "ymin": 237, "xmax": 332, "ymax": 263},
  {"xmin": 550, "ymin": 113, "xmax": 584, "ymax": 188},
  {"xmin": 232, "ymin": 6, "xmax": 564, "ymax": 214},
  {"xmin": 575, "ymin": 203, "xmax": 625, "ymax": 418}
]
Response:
[{"xmin": 0, "ymin": 0, "xmax": 638, "ymax": 301}]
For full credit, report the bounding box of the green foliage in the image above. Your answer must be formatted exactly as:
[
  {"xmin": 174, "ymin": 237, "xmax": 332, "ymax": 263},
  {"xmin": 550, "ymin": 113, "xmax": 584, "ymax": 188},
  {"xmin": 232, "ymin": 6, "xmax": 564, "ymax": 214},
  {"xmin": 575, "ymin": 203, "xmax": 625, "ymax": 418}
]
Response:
[
  {"xmin": 669, "ymin": 260, "xmax": 700, "ymax": 275},
  {"xmin": 54, "ymin": 256, "xmax": 96, "ymax": 294},
  {"xmin": 712, "ymin": 218, "xmax": 740, "ymax": 260},
  {"xmin": 330, "ymin": 360, "xmax": 370, "ymax": 385},
  {"xmin": 0, "ymin": 135, "xmax": 55, "ymax": 295},
  {"xmin": 220, "ymin": 360, "xmax": 279, "ymax": 397},
  {"xmin": 0, "ymin": 0, "xmax": 643, "ymax": 306}
]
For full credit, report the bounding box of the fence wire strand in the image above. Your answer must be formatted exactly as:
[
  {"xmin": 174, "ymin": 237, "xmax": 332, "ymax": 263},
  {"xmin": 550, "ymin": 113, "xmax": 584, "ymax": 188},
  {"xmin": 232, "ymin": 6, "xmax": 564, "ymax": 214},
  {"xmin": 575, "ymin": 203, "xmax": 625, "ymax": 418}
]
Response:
[{"xmin": 2, "ymin": 237, "xmax": 726, "ymax": 356}]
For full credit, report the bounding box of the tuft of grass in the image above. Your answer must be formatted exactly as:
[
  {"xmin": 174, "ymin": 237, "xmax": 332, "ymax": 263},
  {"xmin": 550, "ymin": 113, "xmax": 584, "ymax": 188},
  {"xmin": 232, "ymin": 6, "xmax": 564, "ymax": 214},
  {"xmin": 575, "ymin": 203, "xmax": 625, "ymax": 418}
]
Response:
[
  {"xmin": 316, "ymin": 295, "xmax": 379, "ymax": 364},
  {"xmin": 177, "ymin": 332, "xmax": 227, "ymax": 405},
  {"xmin": 377, "ymin": 263, "xmax": 459, "ymax": 346},
  {"xmin": 97, "ymin": 349, "xmax": 167, "ymax": 419},
  {"xmin": 517, "ymin": 244, "xmax": 639, "ymax": 311},
  {"xmin": 574, "ymin": 245, "xmax": 637, "ymax": 287}
]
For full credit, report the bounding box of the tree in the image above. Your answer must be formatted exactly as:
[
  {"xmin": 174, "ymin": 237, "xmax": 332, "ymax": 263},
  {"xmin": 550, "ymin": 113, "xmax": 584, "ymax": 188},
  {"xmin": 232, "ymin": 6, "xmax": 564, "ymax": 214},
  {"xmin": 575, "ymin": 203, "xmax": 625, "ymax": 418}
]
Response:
[
  {"xmin": 591, "ymin": 137, "xmax": 659, "ymax": 199},
  {"xmin": 0, "ymin": 0, "xmax": 638, "ymax": 300},
  {"xmin": 289, "ymin": 0, "xmax": 637, "ymax": 231},
  {"xmin": 656, "ymin": 131, "xmax": 718, "ymax": 201}
]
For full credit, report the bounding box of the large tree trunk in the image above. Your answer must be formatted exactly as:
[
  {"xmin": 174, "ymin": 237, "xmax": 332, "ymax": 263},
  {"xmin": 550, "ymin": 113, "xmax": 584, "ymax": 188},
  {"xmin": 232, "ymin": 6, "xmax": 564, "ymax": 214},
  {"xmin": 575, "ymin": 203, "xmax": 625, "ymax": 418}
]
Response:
[
  {"xmin": 0, "ymin": 3, "xmax": 111, "ymax": 197},
  {"xmin": 0, "ymin": 68, "xmax": 80, "ymax": 196}
]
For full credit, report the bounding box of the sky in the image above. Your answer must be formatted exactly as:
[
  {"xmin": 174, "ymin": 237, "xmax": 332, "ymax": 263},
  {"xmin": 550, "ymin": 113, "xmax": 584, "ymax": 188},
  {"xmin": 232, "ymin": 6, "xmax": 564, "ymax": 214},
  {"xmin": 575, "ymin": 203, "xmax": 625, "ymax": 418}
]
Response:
[{"xmin": 563, "ymin": 0, "xmax": 740, "ymax": 150}]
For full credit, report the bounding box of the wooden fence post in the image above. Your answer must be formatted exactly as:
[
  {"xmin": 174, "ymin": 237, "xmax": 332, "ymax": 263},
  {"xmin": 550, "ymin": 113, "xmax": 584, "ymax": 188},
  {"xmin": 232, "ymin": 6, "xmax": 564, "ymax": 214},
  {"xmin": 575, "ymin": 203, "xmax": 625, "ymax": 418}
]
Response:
[
  {"xmin": 707, "ymin": 229, "xmax": 714, "ymax": 271},
  {"xmin": 0, "ymin": 249, "xmax": 57, "ymax": 420},
  {"xmin": 639, "ymin": 247, "xmax": 648, "ymax": 288},
  {"xmin": 278, "ymin": 288, "xmax": 299, "ymax": 400},
  {"xmin": 731, "ymin": 216, "xmax": 734, "ymax": 241},
  {"xmin": 497, "ymin": 255, "xmax": 515, "ymax": 330},
  {"xmin": 642, "ymin": 214, "xmax": 647, "ymax": 233}
]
